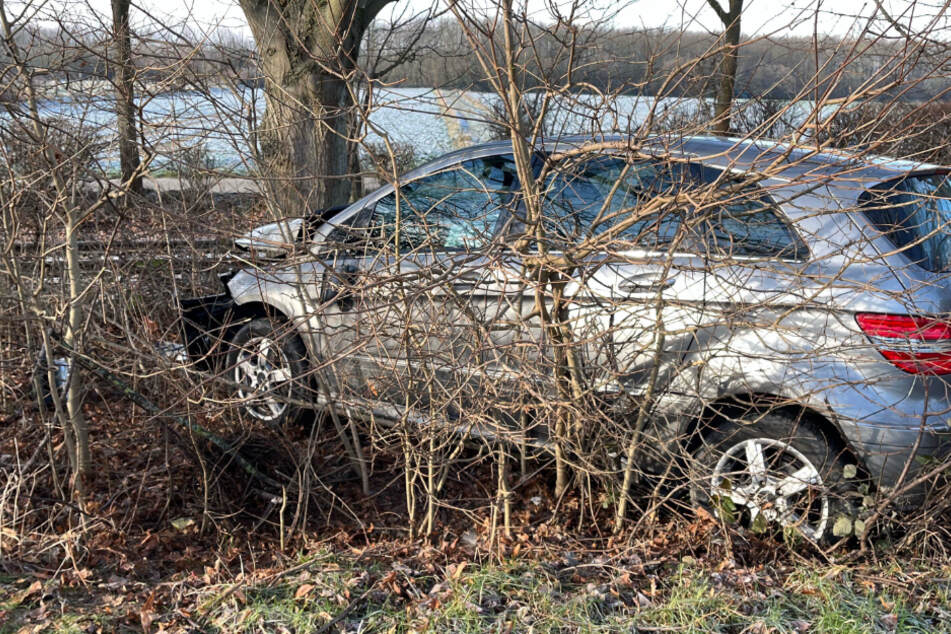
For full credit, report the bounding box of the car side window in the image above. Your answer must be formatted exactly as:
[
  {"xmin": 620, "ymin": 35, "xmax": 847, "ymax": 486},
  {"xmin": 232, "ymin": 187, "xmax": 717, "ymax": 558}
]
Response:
[
  {"xmin": 370, "ymin": 155, "xmax": 518, "ymax": 252},
  {"xmin": 540, "ymin": 155, "xmax": 693, "ymax": 250},
  {"xmin": 694, "ymin": 169, "xmax": 808, "ymax": 260},
  {"xmin": 861, "ymin": 174, "xmax": 951, "ymax": 272}
]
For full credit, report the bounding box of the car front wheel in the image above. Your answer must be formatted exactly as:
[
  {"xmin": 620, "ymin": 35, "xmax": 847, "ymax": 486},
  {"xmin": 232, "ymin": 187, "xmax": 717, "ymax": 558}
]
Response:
[{"xmin": 226, "ymin": 317, "xmax": 309, "ymax": 426}]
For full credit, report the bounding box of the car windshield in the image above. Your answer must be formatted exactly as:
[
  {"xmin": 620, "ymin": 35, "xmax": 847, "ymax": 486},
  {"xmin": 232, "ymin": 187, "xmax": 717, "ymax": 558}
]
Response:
[{"xmin": 862, "ymin": 172, "xmax": 951, "ymax": 272}]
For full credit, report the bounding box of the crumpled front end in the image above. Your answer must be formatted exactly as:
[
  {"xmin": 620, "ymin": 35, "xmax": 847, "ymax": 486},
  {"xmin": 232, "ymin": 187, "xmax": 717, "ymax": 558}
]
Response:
[{"xmin": 178, "ymin": 286, "xmax": 237, "ymax": 372}]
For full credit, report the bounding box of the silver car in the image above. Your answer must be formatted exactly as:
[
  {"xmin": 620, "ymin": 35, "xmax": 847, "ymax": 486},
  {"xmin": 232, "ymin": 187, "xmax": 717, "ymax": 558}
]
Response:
[{"xmin": 180, "ymin": 136, "xmax": 951, "ymax": 541}]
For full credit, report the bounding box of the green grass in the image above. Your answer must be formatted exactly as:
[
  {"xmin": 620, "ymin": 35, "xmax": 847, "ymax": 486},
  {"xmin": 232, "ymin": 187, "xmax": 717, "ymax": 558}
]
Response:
[
  {"xmin": 3, "ymin": 556, "xmax": 951, "ymax": 632},
  {"xmin": 627, "ymin": 564, "xmax": 948, "ymax": 633},
  {"xmin": 193, "ymin": 559, "xmax": 951, "ymax": 633}
]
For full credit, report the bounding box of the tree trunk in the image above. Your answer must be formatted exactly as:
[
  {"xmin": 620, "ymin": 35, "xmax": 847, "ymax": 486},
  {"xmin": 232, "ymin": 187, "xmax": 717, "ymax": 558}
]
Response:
[
  {"xmin": 64, "ymin": 202, "xmax": 90, "ymax": 497},
  {"xmin": 239, "ymin": 0, "xmax": 390, "ymax": 213},
  {"xmin": 348, "ymin": 83, "xmax": 371, "ymax": 202},
  {"xmin": 111, "ymin": 0, "xmax": 142, "ymax": 195},
  {"xmin": 709, "ymin": 0, "xmax": 743, "ymax": 135}
]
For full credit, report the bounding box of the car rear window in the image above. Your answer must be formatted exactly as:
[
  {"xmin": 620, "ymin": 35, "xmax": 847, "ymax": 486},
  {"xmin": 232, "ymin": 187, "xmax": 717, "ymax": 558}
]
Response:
[{"xmin": 861, "ymin": 172, "xmax": 951, "ymax": 272}]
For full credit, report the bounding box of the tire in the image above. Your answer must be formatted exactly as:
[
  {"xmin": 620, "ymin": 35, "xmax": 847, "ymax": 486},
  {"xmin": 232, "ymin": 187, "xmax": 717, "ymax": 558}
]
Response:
[
  {"xmin": 226, "ymin": 317, "xmax": 310, "ymax": 426},
  {"xmin": 688, "ymin": 410, "xmax": 858, "ymax": 543}
]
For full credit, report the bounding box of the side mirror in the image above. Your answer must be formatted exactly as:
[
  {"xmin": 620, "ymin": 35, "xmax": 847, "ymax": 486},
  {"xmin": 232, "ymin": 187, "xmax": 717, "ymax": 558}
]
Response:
[
  {"xmin": 321, "ymin": 205, "xmax": 386, "ymax": 255},
  {"xmin": 322, "ymin": 262, "xmax": 360, "ymax": 311}
]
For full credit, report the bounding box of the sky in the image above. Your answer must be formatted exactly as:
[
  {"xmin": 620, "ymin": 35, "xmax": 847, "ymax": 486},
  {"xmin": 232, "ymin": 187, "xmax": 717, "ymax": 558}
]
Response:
[{"xmin": 33, "ymin": 0, "xmax": 951, "ymax": 40}]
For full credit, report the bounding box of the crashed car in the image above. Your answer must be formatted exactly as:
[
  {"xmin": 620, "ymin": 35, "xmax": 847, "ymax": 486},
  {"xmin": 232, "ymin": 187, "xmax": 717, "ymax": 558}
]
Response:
[{"xmin": 179, "ymin": 135, "xmax": 951, "ymax": 541}]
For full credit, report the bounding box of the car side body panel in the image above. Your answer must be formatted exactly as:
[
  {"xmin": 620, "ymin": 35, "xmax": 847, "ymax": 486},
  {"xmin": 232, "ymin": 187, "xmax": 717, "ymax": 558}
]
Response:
[{"xmin": 180, "ymin": 135, "xmax": 951, "ymax": 505}]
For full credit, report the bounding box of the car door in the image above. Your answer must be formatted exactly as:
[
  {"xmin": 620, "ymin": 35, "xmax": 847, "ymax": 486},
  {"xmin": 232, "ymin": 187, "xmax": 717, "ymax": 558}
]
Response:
[
  {"xmin": 481, "ymin": 154, "xmax": 709, "ymax": 409},
  {"xmin": 687, "ymin": 168, "xmax": 812, "ymax": 399},
  {"xmin": 317, "ymin": 154, "xmax": 520, "ymax": 413}
]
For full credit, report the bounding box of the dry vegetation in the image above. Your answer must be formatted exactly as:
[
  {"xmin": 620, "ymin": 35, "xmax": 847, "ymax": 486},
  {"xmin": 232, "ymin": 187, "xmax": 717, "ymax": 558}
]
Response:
[{"xmin": 4, "ymin": 1, "xmax": 951, "ymax": 632}]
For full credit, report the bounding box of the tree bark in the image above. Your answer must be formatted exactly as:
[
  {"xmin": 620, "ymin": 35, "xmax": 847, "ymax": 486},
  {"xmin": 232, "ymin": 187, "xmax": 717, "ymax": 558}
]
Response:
[
  {"xmin": 238, "ymin": 0, "xmax": 392, "ymax": 213},
  {"xmin": 111, "ymin": 0, "xmax": 142, "ymax": 195},
  {"xmin": 708, "ymin": 0, "xmax": 743, "ymax": 135}
]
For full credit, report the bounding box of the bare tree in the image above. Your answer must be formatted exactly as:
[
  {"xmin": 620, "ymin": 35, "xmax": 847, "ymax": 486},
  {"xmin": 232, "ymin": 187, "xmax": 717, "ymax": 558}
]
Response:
[
  {"xmin": 707, "ymin": 0, "xmax": 743, "ymax": 134},
  {"xmin": 238, "ymin": 0, "xmax": 395, "ymax": 213},
  {"xmin": 0, "ymin": 6, "xmax": 93, "ymax": 499},
  {"xmin": 112, "ymin": 0, "xmax": 141, "ymax": 195}
]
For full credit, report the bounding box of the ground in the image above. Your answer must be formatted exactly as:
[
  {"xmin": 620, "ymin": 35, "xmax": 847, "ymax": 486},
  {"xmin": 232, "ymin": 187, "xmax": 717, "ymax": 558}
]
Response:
[
  {"xmin": 4, "ymin": 193, "xmax": 951, "ymax": 633},
  {"xmin": 2, "ymin": 387, "xmax": 951, "ymax": 633},
  {"xmin": 3, "ymin": 538, "xmax": 951, "ymax": 632}
]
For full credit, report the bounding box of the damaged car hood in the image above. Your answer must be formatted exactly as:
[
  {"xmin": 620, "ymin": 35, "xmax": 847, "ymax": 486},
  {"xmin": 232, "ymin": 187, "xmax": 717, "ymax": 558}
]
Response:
[{"xmin": 233, "ymin": 218, "xmax": 304, "ymax": 259}]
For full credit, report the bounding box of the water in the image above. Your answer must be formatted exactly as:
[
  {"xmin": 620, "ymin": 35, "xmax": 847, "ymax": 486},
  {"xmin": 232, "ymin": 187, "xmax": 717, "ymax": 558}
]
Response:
[
  {"xmin": 30, "ymin": 86, "xmax": 798, "ymax": 174},
  {"xmin": 36, "ymin": 85, "xmax": 496, "ymax": 173}
]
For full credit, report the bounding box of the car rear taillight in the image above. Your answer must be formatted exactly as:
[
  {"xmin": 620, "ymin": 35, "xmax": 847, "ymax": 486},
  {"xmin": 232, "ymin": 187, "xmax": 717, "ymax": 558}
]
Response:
[{"xmin": 856, "ymin": 313, "xmax": 951, "ymax": 375}]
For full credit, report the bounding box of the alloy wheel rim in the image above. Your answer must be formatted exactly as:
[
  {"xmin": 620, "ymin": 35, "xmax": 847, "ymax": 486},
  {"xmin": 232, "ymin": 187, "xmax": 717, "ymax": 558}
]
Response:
[
  {"xmin": 710, "ymin": 437, "xmax": 828, "ymax": 541},
  {"xmin": 234, "ymin": 335, "xmax": 293, "ymax": 421}
]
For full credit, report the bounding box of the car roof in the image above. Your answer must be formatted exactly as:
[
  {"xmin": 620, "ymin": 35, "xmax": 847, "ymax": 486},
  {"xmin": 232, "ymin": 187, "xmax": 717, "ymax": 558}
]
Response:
[
  {"xmin": 423, "ymin": 134, "xmax": 945, "ymax": 197},
  {"xmin": 655, "ymin": 135, "xmax": 944, "ymax": 188}
]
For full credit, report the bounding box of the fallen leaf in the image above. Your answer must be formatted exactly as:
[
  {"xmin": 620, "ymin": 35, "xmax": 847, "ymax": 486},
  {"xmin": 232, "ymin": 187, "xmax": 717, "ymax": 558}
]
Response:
[
  {"xmin": 140, "ymin": 607, "xmax": 155, "ymax": 633},
  {"xmin": 880, "ymin": 613, "xmax": 898, "ymax": 630},
  {"xmin": 693, "ymin": 506, "xmax": 715, "ymax": 522},
  {"xmin": 11, "ymin": 580, "xmax": 42, "ymax": 608},
  {"xmin": 0, "ymin": 527, "xmax": 18, "ymax": 545},
  {"xmin": 170, "ymin": 518, "xmax": 194, "ymax": 531},
  {"xmin": 636, "ymin": 591, "xmax": 652, "ymax": 608},
  {"xmin": 832, "ymin": 516, "xmax": 852, "ymax": 537},
  {"xmin": 295, "ymin": 584, "xmax": 314, "ymax": 599}
]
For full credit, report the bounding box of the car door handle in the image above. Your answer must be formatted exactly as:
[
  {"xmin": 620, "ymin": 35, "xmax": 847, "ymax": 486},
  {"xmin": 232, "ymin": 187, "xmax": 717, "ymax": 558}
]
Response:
[{"xmin": 618, "ymin": 274, "xmax": 676, "ymax": 294}]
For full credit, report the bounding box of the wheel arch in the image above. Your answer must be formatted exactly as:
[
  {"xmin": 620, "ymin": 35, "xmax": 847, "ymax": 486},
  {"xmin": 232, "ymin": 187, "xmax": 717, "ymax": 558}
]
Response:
[
  {"xmin": 227, "ymin": 299, "xmax": 319, "ymax": 357},
  {"xmin": 682, "ymin": 392, "xmax": 866, "ymax": 472},
  {"xmin": 232, "ymin": 300, "xmax": 291, "ymax": 324}
]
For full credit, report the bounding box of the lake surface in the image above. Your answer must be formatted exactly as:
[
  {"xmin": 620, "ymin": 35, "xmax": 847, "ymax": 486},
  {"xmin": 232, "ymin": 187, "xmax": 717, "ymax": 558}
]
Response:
[{"xmin": 33, "ymin": 86, "xmax": 726, "ymax": 174}]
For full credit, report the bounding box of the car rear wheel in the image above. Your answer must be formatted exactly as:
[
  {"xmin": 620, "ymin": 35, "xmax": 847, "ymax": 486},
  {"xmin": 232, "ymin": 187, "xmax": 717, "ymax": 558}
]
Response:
[
  {"xmin": 226, "ymin": 317, "xmax": 309, "ymax": 426},
  {"xmin": 689, "ymin": 411, "xmax": 856, "ymax": 543}
]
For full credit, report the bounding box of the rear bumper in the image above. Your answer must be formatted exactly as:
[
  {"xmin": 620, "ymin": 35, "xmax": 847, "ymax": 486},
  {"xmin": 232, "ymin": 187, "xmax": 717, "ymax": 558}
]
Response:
[
  {"xmin": 849, "ymin": 421, "xmax": 951, "ymax": 506},
  {"xmin": 178, "ymin": 292, "xmax": 237, "ymax": 371}
]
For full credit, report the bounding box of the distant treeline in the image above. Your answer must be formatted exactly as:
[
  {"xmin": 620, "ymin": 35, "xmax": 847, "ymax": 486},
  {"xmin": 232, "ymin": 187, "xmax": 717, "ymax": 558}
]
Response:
[
  {"xmin": 363, "ymin": 19, "xmax": 949, "ymax": 101},
  {"xmin": 8, "ymin": 16, "xmax": 949, "ymax": 102}
]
